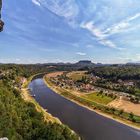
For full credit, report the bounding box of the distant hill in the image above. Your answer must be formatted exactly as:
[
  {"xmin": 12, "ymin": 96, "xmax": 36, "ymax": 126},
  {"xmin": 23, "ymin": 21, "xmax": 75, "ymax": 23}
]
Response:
[
  {"xmin": 76, "ymin": 60, "xmax": 94, "ymax": 65},
  {"xmin": 126, "ymin": 62, "xmax": 140, "ymax": 66}
]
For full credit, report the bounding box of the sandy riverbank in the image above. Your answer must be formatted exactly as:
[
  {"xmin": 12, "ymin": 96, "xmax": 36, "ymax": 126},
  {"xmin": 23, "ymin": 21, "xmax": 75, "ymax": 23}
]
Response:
[
  {"xmin": 21, "ymin": 74, "xmax": 61, "ymax": 124},
  {"xmin": 21, "ymin": 74, "xmax": 81, "ymax": 140},
  {"xmin": 21, "ymin": 87, "xmax": 61, "ymax": 123}
]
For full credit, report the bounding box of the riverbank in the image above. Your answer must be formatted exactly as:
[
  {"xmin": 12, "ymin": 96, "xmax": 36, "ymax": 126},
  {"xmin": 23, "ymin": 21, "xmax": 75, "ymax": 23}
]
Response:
[
  {"xmin": 21, "ymin": 74, "xmax": 81, "ymax": 140},
  {"xmin": 21, "ymin": 74, "xmax": 61, "ymax": 123},
  {"xmin": 44, "ymin": 75, "xmax": 140, "ymax": 131}
]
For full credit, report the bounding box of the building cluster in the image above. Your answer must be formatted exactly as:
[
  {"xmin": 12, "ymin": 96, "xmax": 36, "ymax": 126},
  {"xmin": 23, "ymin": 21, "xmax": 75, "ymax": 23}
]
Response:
[{"xmin": 50, "ymin": 73, "xmax": 140, "ymax": 104}]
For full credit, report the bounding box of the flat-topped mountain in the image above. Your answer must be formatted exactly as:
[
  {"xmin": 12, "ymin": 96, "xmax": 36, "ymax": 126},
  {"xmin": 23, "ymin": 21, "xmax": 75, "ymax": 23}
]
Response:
[{"xmin": 76, "ymin": 60, "xmax": 94, "ymax": 66}]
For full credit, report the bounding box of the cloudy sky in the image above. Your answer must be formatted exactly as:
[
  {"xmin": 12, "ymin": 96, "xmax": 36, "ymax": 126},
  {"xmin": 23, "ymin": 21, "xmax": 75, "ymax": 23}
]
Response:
[{"xmin": 0, "ymin": 0, "xmax": 140, "ymax": 64}]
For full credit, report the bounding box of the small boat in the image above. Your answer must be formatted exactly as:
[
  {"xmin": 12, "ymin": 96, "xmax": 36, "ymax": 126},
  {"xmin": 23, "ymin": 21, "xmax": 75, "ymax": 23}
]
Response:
[{"xmin": 31, "ymin": 94, "xmax": 36, "ymax": 97}]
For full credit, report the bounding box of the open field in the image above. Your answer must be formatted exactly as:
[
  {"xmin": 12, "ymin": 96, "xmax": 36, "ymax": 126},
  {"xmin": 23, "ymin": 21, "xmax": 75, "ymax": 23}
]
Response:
[
  {"xmin": 47, "ymin": 71, "xmax": 65, "ymax": 78},
  {"xmin": 108, "ymin": 98, "xmax": 140, "ymax": 116},
  {"xmin": 84, "ymin": 92, "xmax": 114, "ymax": 105},
  {"xmin": 67, "ymin": 71, "xmax": 88, "ymax": 81}
]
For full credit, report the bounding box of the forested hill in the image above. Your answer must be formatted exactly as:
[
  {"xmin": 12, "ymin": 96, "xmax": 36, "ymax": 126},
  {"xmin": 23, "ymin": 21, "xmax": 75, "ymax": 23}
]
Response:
[
  {"xmin": 88, "ymin": 66, "xmax": 140, "ymax": 80},
  {"xmin": 0, "ymin": 64, "xmax": 79, "ymax": 140}
]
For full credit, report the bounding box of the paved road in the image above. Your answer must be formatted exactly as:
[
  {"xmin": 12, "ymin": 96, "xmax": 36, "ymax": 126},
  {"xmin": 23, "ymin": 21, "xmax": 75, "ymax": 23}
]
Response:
[{"xmin": 29, "ymin": 78, "xmax": 140, "ymax": 140}]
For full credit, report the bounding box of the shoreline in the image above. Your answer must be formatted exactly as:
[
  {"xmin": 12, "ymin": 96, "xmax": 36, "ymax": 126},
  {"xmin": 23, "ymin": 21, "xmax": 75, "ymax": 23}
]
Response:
[
  {"xmin": 21, "ymin": 74, "xmax": 61, "ymax": 123},
  {"xmin": 21, "ymin": 87, "xmax": 61, "ymax": 123},
  {"xmin": 21, "ymin": 74, "xmax": 81, "ymax": 140},
  {"xmin": 43, "ymin": 75, "xmax": 140, "ymax": 131}
]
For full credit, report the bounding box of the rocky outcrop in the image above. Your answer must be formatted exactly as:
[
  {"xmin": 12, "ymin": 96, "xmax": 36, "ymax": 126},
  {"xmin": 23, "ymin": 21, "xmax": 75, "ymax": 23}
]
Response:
[{"xmin": 0, "ymin": 0, "xmax": 4, "ymax": 32}]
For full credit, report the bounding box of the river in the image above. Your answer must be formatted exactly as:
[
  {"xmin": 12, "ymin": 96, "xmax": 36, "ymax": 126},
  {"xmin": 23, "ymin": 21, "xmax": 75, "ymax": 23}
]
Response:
[{"xmin": 29, "ymin": 78, "xmax": 140, "ymax": 140}]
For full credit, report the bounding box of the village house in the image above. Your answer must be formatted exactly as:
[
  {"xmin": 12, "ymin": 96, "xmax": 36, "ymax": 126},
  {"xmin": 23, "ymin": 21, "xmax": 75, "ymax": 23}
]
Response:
[{"xmin": 124, "ymin": 81, "xmax": 134, "ymax": 86}]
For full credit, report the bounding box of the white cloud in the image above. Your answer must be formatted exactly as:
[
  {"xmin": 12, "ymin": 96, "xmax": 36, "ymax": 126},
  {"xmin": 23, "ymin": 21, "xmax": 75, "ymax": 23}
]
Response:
[
  {"xmin": 86, "ymin": 44, "xmax": 94, "ymax": 48},
  {"xmin": 44, "ymin": 0, "xmax": 78, "ymax": 18},
  {"xmin": 0, "ymin": 58, "xmax": 22, "ymax": 64},
  {"xmin": 81, "ymin": 21, "xmax": 117, "ymax": 49},
  {"xmin": 80, "ymin": 12, "xmax": 140, "ymax": 49},
  {"xmin": 104, "ymin": 22, "xmax": 130, "ymax": 35},
  {"xmin": 136, "ymin": 54, "xmax": 140, "ymax": 59},
  {"xmin": 100, "ymin": 40, "xmax": 116, "ymax": 48},
  {"xmin": 76, "ymin": 52, "xmax": 86, "ymax": 56},
  {"xmin": 38, "ymin": 48, "xmax": 56, "ymax": 52},
  {"xmin": 128, "ymin": 13, "xmax": 140, "ymax": 21},
  {"xmin": 81, "ymin": 21, "xmax": 105, "ymax": 39},
  {"xmin": 104, "ymin": 12, "xmax": 140, "ymax": 35},
  {"xmin": 32, "ymin": 0, "xmax": 41, "ymax": 6},
  {"xmin": 32, "ymin": 0, "xmax": 79, "ymax": 27}
]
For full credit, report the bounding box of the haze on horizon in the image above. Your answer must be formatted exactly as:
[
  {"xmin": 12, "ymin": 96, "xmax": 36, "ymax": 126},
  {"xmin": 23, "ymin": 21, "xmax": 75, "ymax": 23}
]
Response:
[{"xmin": 0, "ymin": 0, "xmax": 140, "ymax": 64}]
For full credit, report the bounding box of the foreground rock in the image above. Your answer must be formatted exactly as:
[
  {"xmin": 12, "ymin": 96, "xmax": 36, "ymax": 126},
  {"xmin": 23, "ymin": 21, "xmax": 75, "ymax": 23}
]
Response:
[{"xmin": 0, "ymin": 0, "xmax": 4, "ymax": 32}]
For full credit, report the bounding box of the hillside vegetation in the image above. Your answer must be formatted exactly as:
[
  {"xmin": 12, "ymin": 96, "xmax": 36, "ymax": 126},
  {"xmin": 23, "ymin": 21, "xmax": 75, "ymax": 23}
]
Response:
[{"xmin": 0, "ymin": 65, "xmax": 79, "ymax": 140}]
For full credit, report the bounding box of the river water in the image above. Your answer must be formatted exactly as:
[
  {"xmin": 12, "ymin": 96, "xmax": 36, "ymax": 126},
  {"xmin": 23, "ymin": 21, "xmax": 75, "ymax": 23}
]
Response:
[{"xmin": 29, "ymin": 78, "xmax": 140, "ymax": 140}]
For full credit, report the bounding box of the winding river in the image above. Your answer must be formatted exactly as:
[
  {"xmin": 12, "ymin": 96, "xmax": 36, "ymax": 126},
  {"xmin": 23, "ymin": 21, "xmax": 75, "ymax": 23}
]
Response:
[{"xmin": 29, "ymin": 78, "xmax": 140, "ymax": 140}]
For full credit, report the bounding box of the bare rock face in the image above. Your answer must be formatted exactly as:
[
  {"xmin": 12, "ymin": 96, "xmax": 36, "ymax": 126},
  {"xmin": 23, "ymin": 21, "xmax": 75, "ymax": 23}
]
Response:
[
  {"xmin": 0, "ymin": 19, "xmax": 4, "ymax": 32},
  {"xmin": 0, "ymin": 0, "xmax": 4, "ymax": 32},
  {"xmin": 0, "ymin": 0, "xmax": 1, "ymax": 12}
]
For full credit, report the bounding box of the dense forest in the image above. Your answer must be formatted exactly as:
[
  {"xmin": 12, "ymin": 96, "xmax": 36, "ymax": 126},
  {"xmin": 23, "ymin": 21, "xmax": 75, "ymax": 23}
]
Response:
[
  {"xmin": 0, "ymin": 64, "xmax": 79, "ymax": 140},
  {"xmin": 88, "ymin": 65, "xmax": 140, "ymax": 96},
  {"xmin": 89, "ymin": 66, "xmax": 140, "ymax": 81}
]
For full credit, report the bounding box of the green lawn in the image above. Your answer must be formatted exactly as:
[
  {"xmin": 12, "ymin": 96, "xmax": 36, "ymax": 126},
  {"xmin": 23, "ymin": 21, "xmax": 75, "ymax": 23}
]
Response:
[{"xmin": 84, "ymin": 93, "xmax": 114, "ymax": 105}]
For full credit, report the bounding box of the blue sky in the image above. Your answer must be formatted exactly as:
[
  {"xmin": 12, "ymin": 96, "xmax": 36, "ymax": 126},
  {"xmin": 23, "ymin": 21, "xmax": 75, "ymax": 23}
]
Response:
[{"xmin": 0, "ymin": 0, "xmax": 140, "ymax": 64}]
